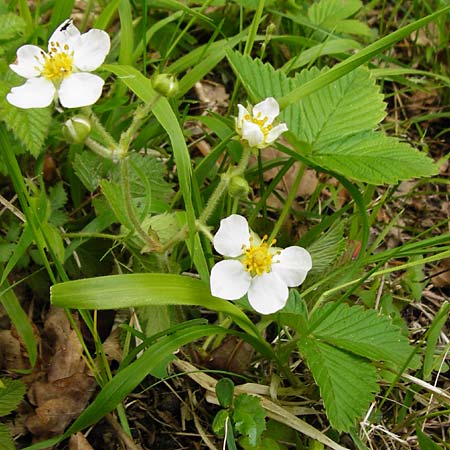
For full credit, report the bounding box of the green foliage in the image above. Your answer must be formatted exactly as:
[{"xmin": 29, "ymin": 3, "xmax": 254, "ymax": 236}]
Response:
[
  {"xmin": 307, "ymin": 222, "xmax": 346, "ymax": 275},
  {"xmin": 416, "ymin": 427, "xmax": 443, "ymax": 450},
  {"xmin": 0, "ymin": 13, "xmax": 26, "ymax": 41},
  {"xmin": 0, "ymin": 378, "xmax": 26, "ymax": 416},
  {"xmin": 308, "ymin": 0, "xmax": 372, "ymax": 38},
  {"xmin": 294, "ymin": 302, "xmax": 419, "ymax": 431},
  {"xmin": 228, "ymin": 52, "xmax": 437, "ymax": 184},
  {"xmin": 216, "ymin": 378, "xmax": 235, "ymax": 409},
  {"xmin": 0, "ymin": 424, "xmax": 15, "ymax": 450},
  {"xmin": 233, "ymin": 394, "xmax": 266, "ymax": 447},
  {"xmin": 309, "ymin": 303, "xmax": 419, "ymax": 369},
  {"xmin": 298, "ymin": 338, "xmax": 379, "ymax": 432},
  {"xmin": 73, "ymin": 151, "xmax": 113, "ymax": 192},
  {"xmin": 423, "ymin": 301, "xmax": 450, "ymax": 381},
  {"xmin": 48, "ymin": 182, "xmax": 68, "ymax": 227},
  {"xmin": 0, "ymin": 101, "xmax": 52, "ymax": 158}
]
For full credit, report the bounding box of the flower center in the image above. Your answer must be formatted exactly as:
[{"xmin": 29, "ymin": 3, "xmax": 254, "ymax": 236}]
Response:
[
  {"xmin": 242, "ymin": 236, "xmax": 276, "ymax": 276},
  {"xmin": 244, "ymin": 112, "xmax": 273, "ymax": 139},
  {"xmin": 40, "ymin": 43, "xmax": 74, "ymax": 81}
]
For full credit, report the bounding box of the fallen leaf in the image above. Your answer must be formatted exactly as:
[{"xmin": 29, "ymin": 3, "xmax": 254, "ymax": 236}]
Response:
[{"xmin": 24, "ymin": 308, "xmax": 96, "ymax": 441}]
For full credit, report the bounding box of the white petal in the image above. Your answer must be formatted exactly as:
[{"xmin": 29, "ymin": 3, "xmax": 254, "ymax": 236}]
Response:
[
  {"xmin": 48, "ymin": 19, "xmax": 81, "ymax": 49},
  {"xmin": 253, "ymin": 97, "xmax": 280, "ymax": 125},
  {"xmin": 272, "ymin": 246, "xmax": 312, "ymax": 287},
  {"xmin": 72, "ymin": 29, "xmax": 110, "ymax": 71},
  {"xmin": 237, "ymin": 104, "xmax": 249, "ymax": 126},
  {"xmin": 210, "ymin": 260, "xmax": 251, "ymax": 300},
  {"xmin": 58, "ymin": 72, "xmax": 104, "ymax": 108},
  {"xmin": 6, "ymin": 78, "xmax": 55, "ymax": 108},
  {"xmin": 266, "ymin": 123, "xmax": 288, "ymax": 144},
  {"xmin": 248, "ymin": 272, "xmax": 288, "ymax": 314},
  {"xmin": 241, "ymin": 120, "xmax": 264, "ymax": 147},
  {"xmin": 10, "ymin": 45, "xmax": 45, "ymax": 78},
  {"xmin": 213, "ymin": 214, "xmax": 250, "ymax": 257}
]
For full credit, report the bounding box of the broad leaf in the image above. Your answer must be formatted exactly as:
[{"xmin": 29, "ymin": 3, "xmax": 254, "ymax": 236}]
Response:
[
  {"xmin": 310, "ymin": 302, "xmax": 419, "ymax": 369},
  {"xmin": 298, "ymin": 338, "xmax": 378, "ymax": 431},
  {"xmin": 294, "ymin": 67, "xmax": 385, "ymax": 148},
  {"xmin": 313, "ymin": 132, "xmax": 437, "ymax": 184}
]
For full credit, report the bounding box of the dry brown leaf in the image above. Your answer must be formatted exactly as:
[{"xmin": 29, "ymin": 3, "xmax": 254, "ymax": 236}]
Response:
[
  {"xmin": 43, "ymin": 308, "xmax": 85, "ymax": 382},
  {"xmin": 24, "ymin": 308, "xmax": 96, "ymax": 442},
  {"xmin": 432, "ymin": 258, "xmax": 450, "ymax": 288},
  {"xmin": 0, "ymin": 329, "xmax": 28, "ymax": 370},
  {"xmin": 69, "ymin": 432, "xmax": 95, "ymax": 450},
  {"xmin": 207, "ymin": 336, "xmax": 254, "ymax": 374},
  {"xmin": 102, "ymin": 327, "xmax": 123, "ymax": 363}
]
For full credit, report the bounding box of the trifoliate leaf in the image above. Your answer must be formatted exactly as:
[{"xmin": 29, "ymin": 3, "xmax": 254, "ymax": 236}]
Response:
[
  {"xmin": 309, "ymin": 302, "xmax": 420, "ymax": 369},
  {"xmin": 233, "ymin": 394, "xmax": 266, "ymax": 447},
  {"xmin": 298, "ymin": 338, "xmax": 378, "ymax": 431},
  {"xmin": 0, "ymin": 378, "xmax": 26, "ymax": 416},
  {"xmin": 227, "ymin": 53, "xmax": 436, "ymax": 186}
]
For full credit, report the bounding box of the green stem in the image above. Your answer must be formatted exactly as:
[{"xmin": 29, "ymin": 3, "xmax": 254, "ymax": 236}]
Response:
[
  {"xmin": 85, "ymin": 137, "xmax": 122, "ymax": 161},
  {"xmin": 269, "ymin": 163, "xmax": 305, "ymax": 241},
  {"xmin": 199, "ymin": 146, "xmax": 252, "ymax": 224},
  {"xmin": 119, "ymin": 96, "xmax": 160, "ymax": 151},
  {"xmin": 120, "ymin": 157, "xmax": 162, "ymax": 252}
]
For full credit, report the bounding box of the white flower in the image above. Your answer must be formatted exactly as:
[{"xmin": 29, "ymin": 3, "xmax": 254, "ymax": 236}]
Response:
[
  {"xmin": 7, "ymin": 19, "xmax": 110, "ymax": 109},
  {"xmin": 210, "ymin": 214, "xmax": 312, "ymax": 314},
  {"xmin": 235, "ymin": 97, "xmax": 288, "ymax": 149}
]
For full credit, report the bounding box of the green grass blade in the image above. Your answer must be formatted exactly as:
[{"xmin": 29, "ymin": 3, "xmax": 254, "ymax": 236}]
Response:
[
  {"xmin": 118, "ymin": 0, "xmax": 134, "ymax": 65},
  {"xmin": 0, "ymin": 281, "xmax": 37, "ymax": 367},
  {"xmin": 48, "ymin": 0, "xmax": 74, "ymax": 37},
  {"xmin": 277, "ymin": 5, "xmax": 450, "ymax": 108},
  {"xmin": 93, "ymin": 0, "xmax": 121, "ymax": 29},
  {"xmin": 50, "ymin": 273, "xmax": 262, "ymax": 343}
]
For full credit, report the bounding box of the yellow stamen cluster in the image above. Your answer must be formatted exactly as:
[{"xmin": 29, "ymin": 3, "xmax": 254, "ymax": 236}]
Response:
[
  {"xmin": 244, "ymin": 112, "xmax": 273, "ymax": 139},
  {"xmin": 241, "ymin": 236, "xmax": 276, "ymax": 276},
  {"xmin": 40, "ymin": 42, "xmax": 74, "ymax": 81}
]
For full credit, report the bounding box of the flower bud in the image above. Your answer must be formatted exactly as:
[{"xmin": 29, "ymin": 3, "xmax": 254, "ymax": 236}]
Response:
[
  {"xmin": 63, "ymin": 115, "xmax": 91, "ymax": 144},
  {"xmin": 228, "ymin": 175, "xmax": 250, "ymax": 199},
  {"xmin": 152, "ymin": 73, "xmax": 179, "ymax": 97}
]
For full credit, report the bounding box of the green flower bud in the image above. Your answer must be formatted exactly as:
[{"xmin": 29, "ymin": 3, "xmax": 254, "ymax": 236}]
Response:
[
  {"xmin": 63, "ymin": 115, "xmax": 91, "ymax": 144},
  {"xmin": 228, "ymin": 175, "xmax": 250, "ymax": 199},
  {"xmin": 152, "ymin": 73, "xmax": 179, "ymax": 97}
]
